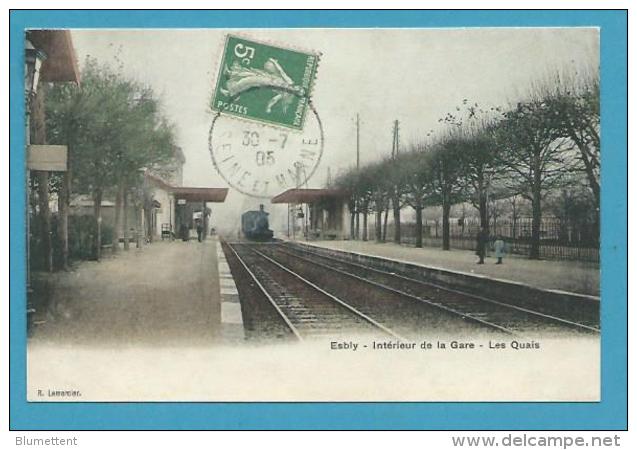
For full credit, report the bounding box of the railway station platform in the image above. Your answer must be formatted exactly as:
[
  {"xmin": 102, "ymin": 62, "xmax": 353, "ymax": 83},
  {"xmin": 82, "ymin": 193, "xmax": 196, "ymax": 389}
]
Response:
[
  {"xmin": 27, "ymin": 237, "xmax": 600, "ymax": 401},
  {"xmin": 288, "ymin": 239, "xmax": 599, "ymax": 297},
  {"xmin": 28, "ymin": 236, "xmax": 243, "ymax": 346}
]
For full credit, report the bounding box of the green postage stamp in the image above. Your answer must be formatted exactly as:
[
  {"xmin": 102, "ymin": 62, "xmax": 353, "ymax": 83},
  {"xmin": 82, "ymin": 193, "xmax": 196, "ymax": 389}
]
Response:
[{"xmin": 212, "ymin": 35, "xmax": 320, "ymax": 130}]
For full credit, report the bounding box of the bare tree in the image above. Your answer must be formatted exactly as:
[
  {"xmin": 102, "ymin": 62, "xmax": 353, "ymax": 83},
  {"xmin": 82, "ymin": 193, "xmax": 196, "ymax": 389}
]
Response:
[
  {"xmin": 335, "ymin": 170, "xmax": 359, "ymax": 240},
  {"xmin": 426, "ymin": 137, "xmax": 465, "ymax": 251},
  {"xmin": 384, "ymin": 155, "xmax": 408, "ymax": 244},
  {"xmin": 401, "ymin": 148, "xmax": 434, "ymax": 248},
  {"xmin": 438, "ymin": 100, "xmax": 505, "ymax": 243},
  {"xmin": 496, "ymin": 100, "xmax": 577, "ymax": 259},
  {"xmin": 362, "ymin": 161, "xmax": 391, "ymax": 243},
  {"xmin": 543, "ymin": 71, "xmax": 600, "ymax": 211},
  {"xmin": 335, "ymin": 168, "xmax": 374, "ymax": 241}
]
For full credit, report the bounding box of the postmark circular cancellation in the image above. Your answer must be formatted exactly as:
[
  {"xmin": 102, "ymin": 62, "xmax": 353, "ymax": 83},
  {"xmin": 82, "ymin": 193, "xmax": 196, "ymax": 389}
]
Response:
[{"xmin": 208, "ymin": 34, "xmax": 323, "ymax": 198}]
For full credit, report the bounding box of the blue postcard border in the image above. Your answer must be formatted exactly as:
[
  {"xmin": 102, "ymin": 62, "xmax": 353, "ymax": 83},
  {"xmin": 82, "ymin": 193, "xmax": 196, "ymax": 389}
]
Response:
[{"xmin": 9, "ymin": 10, "xmax": 627, "ymax": 430}]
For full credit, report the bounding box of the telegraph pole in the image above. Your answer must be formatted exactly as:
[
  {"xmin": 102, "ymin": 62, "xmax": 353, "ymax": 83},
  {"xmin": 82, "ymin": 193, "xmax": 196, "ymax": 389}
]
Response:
[
  {"xmin": 392, "ymin": 119, "xmax": 400, "ymax": 159},
  {"xmin": 293, "ymin": 163, "xmax": 302, "ymax": 240},
  {"xmin": 356, "ymin": 113, "xmax": 360, "ymax": 170},
  {"xmin": 391, "ymin": 119, "xmax": 402, "ymax": 244}
]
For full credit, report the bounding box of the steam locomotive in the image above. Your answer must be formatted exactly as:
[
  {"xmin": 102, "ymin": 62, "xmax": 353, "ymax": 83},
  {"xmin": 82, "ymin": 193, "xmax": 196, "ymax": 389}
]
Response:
[{"xmin": 241, "ymin": 204, "xmax": 274, "ymax": 241}]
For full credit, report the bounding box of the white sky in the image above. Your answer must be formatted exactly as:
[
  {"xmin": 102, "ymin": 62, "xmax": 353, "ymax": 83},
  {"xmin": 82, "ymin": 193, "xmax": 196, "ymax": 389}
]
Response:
[{"xmin": 70, "ymin": 28, "xmax": 598, "ymax": 232}]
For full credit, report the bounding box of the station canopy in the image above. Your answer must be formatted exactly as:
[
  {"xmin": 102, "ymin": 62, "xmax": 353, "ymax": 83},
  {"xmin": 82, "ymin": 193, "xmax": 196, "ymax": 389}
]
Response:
[
  {"xmin": 171, "ymin": 187, "xmax": 229, "ymax": 203},
  {"xmin": 27, "ymin": 30, "xmax": 81, "ymax": 84},
  {"xmin": 271, "ymin": 188, "xmax": 349, "ymax": 204},
  {"xmin": 144, "ymin": 172, "xmax": 228, "ymax": 203}
]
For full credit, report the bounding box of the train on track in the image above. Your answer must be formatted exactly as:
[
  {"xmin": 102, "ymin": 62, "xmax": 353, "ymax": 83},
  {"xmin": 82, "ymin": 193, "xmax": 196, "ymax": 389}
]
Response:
[{"xmin": 241, "ymin": 204, "xmax": 274, "ymax": 241}]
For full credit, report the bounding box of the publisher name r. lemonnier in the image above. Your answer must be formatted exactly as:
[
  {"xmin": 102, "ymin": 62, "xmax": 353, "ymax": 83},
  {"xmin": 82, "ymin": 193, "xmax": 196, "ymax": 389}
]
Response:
[{"xmin": 15, "ymin": 436, "xmax": 78, "ymax": 446}]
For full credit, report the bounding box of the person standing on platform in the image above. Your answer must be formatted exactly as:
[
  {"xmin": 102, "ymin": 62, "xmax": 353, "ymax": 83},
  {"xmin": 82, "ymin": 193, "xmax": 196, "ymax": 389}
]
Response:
[
  {"xmin": 494, "ymin": 235, "xmax": 506, "ymax": 264},
  {"xmin": 476, "ymin": 226, "xmax": 488, "ymax": 264},
  {"xmin": 180, "ymin": 223, "xmax": 189, "ymax": 242},
  {"xmin": 196, "ymin": 219, "xmax": 203, "ymax": 243}
]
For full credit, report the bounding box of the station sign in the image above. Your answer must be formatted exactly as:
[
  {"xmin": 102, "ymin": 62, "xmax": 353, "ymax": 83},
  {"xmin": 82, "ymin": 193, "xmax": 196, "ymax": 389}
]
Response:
[{"xmin": 27, "ymin": 145, "xmax": 68, "ymax": 171}]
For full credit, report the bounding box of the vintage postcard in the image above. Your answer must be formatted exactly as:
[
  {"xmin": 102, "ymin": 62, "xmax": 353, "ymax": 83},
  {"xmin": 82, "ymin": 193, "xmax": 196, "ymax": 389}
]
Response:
[{"xmin": 11, "ymin": 11, "xmax": 627, "ymax": 430}]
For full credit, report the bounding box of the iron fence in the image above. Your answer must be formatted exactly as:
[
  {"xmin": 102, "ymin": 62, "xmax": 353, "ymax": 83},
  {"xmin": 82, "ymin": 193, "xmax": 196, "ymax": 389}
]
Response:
[{"xmin": 366, "ymin": 216, "xmax": 599, "ymax": 263}]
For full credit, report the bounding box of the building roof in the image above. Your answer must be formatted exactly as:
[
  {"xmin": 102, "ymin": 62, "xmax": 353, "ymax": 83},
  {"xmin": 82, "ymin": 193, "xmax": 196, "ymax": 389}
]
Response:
[
  {"xmin": 70, "ymin": 195, "xmax": 115, "ymax": 208},
  {"xmin": 145, "ymin": 172, "xmax": 173, "ymax": 190},
  {"xmin": 144, "ymin": 171, "xmax": 228, "ymax": 202},
  {"xmin": 27, "ymin": 30, "xmax": 80, "ymax": 84},
  {"xmin": 271, "ymin": 188, "xmax": 349, "ymax": 204},
  {"xmin": 171, "ymin": 187, "xmax": 229, "ymax": 203}
]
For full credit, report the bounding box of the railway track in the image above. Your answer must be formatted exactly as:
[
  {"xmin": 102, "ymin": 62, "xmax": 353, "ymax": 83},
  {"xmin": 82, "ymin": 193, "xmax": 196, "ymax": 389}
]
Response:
[
  {"xmin": 257, "ymin": 243, "xmax": 599, "ymax": 337},
  {"xmin": 226, "ymin": 242, "xmax": 503, "ymax": 339},
  {"xmin": 225, "ymin": 242, "xmax": 404, "ymax": 341}
]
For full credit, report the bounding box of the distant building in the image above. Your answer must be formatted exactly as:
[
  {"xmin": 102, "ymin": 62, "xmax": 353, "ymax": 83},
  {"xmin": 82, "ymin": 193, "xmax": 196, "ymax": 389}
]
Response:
[
  {"xmin": 68, "ymin": 146, "xmax": 185, "ymax": 242},
  {"xmin": 70, "ymin": 145, "xmax": 230, "ymax": 243}
]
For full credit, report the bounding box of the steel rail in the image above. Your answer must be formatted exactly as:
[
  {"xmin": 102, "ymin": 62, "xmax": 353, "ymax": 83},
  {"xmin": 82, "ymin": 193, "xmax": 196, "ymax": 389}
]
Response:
[
  {"xmin": 225, "ymin": 242, "xmax": 303, "ymax": 341},
  {"xmin": 266, "ymin": 246, "xmax": 519, "ymax": 336},
  {"xmin": 281, "ymin": 245, "xmax": 600, "ymax": 334},
  {"xmin": 244, "ymin": 245, "xmax": 407, "ymax": 341}
]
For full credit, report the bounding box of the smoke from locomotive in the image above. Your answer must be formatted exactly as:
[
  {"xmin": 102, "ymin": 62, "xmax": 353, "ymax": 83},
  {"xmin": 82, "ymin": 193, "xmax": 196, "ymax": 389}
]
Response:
[{"xmin": 241, "ymin": 204, "xmax": 274, "ymax": 241}]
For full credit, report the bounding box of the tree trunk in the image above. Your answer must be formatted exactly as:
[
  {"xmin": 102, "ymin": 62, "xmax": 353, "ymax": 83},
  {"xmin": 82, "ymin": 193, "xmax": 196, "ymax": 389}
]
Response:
[
  {"xmin": 30, "ymin": 85, "xmax": 52, "ymax": 272},
  {"xmin": 123, "ymin": 187, "xmax": 130, "ymax": 250},
  {"xmin": 137, "ymin": 204, "xmax": 143, "ymax": 249},
  {"xmin": 58, "ymin": 171, "xmax": 70, "ymax": 269},
  {"xmin": 392, "ymin": 196, "xmax": 401, "ymax": 244},
  {"xmin": 479, "ymin": 191, "xmax": 489, "ymax": 236},
  {"xmin": 362, "ymin": 210, "xmax": 368, "ymax": 241},
  {"xmin": 578, "ymin": 148, "xmax": 600, "ymax": 244},
  {"xmin": 511, "ymin": 198, "xmax": 518, "ymax": 240},
  {"xmin": 36, "ymin": 172, "xmax": 52, "ymax": 271},
  {"xmin": 571, "ymin": 133, "xmax": 600, "ymax": 212},
  {"xmin": 375, "ymin": 208, "xmax": 382, "ymax": 242},
  {"xmin": 349, "ymin": 210, "xmax": 355, "ymax": 240},
  {"xmin": 355, "ymin": 209, "xmax": 360, "ymax": 240},
  {"xmin": 530, "ymin": 188, "xmax": 542, "ymax": 259},
  {"xmin": 382, "ymin": 207, "xmax": 389, "ymax": 242},
  {"xmin": 149, "ymin": 207, "xmax": 156, "ymax": 242},
  {"xmin": 28, "ymin": 174, "xmax": 38, "ymax": 263},
  {"xmin": 113, "ymin": 183, "xmax": 123, "ymax": 253},
  {"xmin": 144, "ymin": 196, "xmax": 154, "ymax": 243},
  {"xmin": 415, "ymin": 206, "xmax": 423, "ymax": 248},
  {"xmin": 93, "ymin": 189, "xmax": 103, "ymax": 261},
  {"xmin": 442, "ymin": 201, "xmax": 451, "ymax": 251}
]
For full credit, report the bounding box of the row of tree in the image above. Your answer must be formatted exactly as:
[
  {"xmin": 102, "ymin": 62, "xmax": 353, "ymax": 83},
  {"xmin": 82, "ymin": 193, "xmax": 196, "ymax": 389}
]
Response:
[
  {"xmin": 34, "ymin": 57, "xmax": 178, "ymax": 269},
  {"xmin": 336, "ymin": 71, "xmax": 600, "ymax": 259}
]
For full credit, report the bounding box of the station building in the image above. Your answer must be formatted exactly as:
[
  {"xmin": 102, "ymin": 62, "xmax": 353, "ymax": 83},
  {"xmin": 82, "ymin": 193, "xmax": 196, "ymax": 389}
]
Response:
[
  {"xmin": 271, "ymin": 188, "xmax": 350, "ymax": 240},
  {"xmin": 115, "ymin": 169, "xmax": 228, "ymax": 242},
  {"xmin": 70, "ymin": 157, "xmax": 228, "ymax": 243}
]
